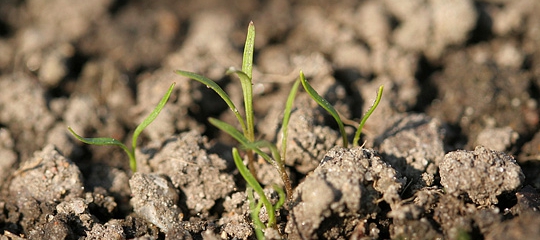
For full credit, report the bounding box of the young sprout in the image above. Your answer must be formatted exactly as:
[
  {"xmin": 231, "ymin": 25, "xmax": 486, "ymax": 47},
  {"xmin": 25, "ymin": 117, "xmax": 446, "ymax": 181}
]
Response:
[
  {"xmin": 177, "ymin": 21, "xmax": 258, "ymax": 178},
  {"xmin": 232, "ymin": 148, "xmax": 277, "ymax": 229},
  {"xmin": 280, "ymin": 79, "xmax": 301, "ymax": 177},
  {"xmin": 300, "ymin": 71, "xmax": 384, "ymax": 147},
  {"xmin": 68, "ymin": 82, "xmax": 176, "ymax": 172},
  {"xmin": 299, "ymin": 71, "xmax": 348, "ymax": 147},
  {"xmin": 176, "ymin": 22, "xmax": 297, "ymax": 238},
  {"xmin": 247, "ymin": 187, "xmax": 265, "ymax": 239},
  {"xmin": 352, "ymin": 85, "xmax": 383, "ymax": 147}
]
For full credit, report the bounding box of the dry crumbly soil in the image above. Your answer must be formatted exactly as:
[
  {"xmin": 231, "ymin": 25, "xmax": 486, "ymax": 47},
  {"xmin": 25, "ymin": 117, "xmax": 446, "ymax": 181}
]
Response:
[{"xmin": 1, "ymin": 0, "xmax": 540, "ymax": 239}]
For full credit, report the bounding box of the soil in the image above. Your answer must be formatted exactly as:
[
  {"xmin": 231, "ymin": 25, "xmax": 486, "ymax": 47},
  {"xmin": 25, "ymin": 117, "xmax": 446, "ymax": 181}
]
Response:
[{"xmin": 1, "ymin": 0, "xmax": 540, "ymax": 239}]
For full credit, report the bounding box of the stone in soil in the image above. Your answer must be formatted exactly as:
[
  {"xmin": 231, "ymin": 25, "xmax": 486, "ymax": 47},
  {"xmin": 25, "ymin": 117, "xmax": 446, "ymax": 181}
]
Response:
[
  {"xmin": 376, "ymin": 113, "xmax": 446, "ymax": 190},
  {"xmin": 145, "ymin": 130, "xmax": 236, "ymax": 215},
  {"xmin": 129, "ymin": 172, "xmax": 183, "ymax": 234},
  {"xmin": 285, "ymin": 147, "xmax": 403, "ymax": 239},
  {"xmin": 439, "ymin": 146, "xmax": 524, "ymax": 206},
  {"xmin": 9, "ymin": 144, "xmax": 84, "ymax": 206}
]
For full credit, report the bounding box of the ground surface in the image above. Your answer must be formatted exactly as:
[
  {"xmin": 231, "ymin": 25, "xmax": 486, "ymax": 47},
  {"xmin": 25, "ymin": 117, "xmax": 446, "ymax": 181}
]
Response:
[{"xmin": 1, "ymin": 0, "xmax": 540, "ymax": 239}]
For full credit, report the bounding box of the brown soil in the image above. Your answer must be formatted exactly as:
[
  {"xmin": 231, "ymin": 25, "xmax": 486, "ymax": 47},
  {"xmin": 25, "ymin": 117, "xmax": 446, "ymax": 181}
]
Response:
[{"xmin": 1, "ymin": 0, "xmax": 540, "ymax": 239}]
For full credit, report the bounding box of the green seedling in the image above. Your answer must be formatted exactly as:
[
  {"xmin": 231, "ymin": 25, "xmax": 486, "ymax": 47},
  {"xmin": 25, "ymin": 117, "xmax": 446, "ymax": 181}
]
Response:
[
  {"xmin": 176, "ymin": 22, "xmax": 297, "ymax": 238},
  {"xmin": 176, "ymin": 21, "xmax": 381, "ymax": 238},
  {"xmin": 247, "ymin": 187, "xmax": 265, "ymax": 239},
  {"xmin": 176, "ymin": 22, "xmax": 257, "ymax": 178},
  {"xmin": 176, "ymin": 22, "xmax": 294, "ymax": 193},
  {"xmin": 68, "ymin": 82, "xmax": 176, "ymax": 172},
  {"xmin": 299, "ymin": 71, "xmax": 347, "ymax": 147},
  {"xmin": 209, "ymin": 117, "xmax": 293, "ymax": 197},
  {"xmin": 233, "ymin": 148, "xmax": 275, "ymax": 228},
  {"xmin": 353, "ymin": 85, "xmax": 383, "ymax": 146},
  {"xmin": 233, "ymin": 148, "xmax": 286, "ymax": 232},
  {"xmin": 299, "ymin": 71, "xmax": 383, "ymax": 147},
  {"xmin": 280, "ymin": 79, "xmax": 301, "ymax": 169}
]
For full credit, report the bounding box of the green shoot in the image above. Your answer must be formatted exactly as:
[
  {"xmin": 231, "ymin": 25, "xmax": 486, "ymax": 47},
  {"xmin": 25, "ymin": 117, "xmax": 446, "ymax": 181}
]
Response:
[
  {"xmin": 300, "ymin": 71, "xmax": 384, "ymax": 147},
  {"xmin": 352, "ymin": 85, "xmax": 383, "ymax": 147},
  {"xmin": 68, "ymin": 82, "xmax": 176, "ymax": 172},
  {"xmin": 232, "ymin": 148, "xmax": 276, "ymax": 228},
  {"xmin": 229, "ymin": 21, "xmax": 257, "ymax": 178},
  {"xmin": 174, "ymin": 70, "xmax": 247, "ymax": 135},
  {"xmin": 176, "ymin": 22, "xmax": 301, "ymax": 236},
  {"xmin": 240, "ymin": 21, "xmax": 255, "ymax": 141},
  {"xmin": 273, "ymin": 185, "xmax": 286, "ymax": 210},
  {"xmin": 280, "ymin": 79, "xmax": 301, "ymax": 169},
  {"xmin": 178, "ymin": 21, "xmax": 258, "ymax": 178},
  {"xmin": 247, "ymin": 187, "xmax": 265, "ymax": 239},
  {"xmin": 209, "ymin": 118, "xmax": 293, "ymax": 198},
  {"xmin": 299, "ymin": 71, "xmax": 348, "ymax": 147}
]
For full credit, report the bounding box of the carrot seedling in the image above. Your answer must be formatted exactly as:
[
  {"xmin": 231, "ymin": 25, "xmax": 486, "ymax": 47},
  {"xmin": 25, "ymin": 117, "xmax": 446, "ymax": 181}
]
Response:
[
  {"xmin": 176, "ymin": 22, "xmax": 298, "ymax": 238},
  {"xmin": 232, "ymin": 148, "xmax": 276, "ymax": 228},
  {"xmin": 68, "ymin": 82, "xmax": 176, "ymax": 172},
  {"xmin": 352, "ymin": 85, "xmax": 383, "ymax": 147},
  {"xmin": 299, "ymin": 71, "xmax": 348, "ymax": 147},
  {"xmin": 300, "ymin": 71, "xmax": 383, "ymax": 147}
]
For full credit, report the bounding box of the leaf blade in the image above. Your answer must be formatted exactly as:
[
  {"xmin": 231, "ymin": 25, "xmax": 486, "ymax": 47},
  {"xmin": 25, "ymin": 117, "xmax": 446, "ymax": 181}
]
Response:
[
  {"xmin": 68, "ymin": 127, "xmax": 135, "ymax": 170},
  {"xmin": 209, "ymin": 117, "xmax": 272, "ymax": 159},
  {"xmin": 242, "ymin": 21, "xmax": 255, "ymax": 79},
  {"xmin": 132, "ymin": 82, "xmax": 176, "ymax": 150},
  {"xmin": 176, "ymin": 70, "xmax": 247, "ymax": 133},
  {"xmin": 232, "ymin": 148, "xmax": 275, "ymax": 228},
  {"xmin": 68, "ymin": 127, "xmax": 125, "ymax": 146},
  {"xmin": 300, "ymin": 71, "xmax": 348, "ymax": 148},
  {"xmin": 226, "ymin": 68, "xmax": 255, "ymax": 141},
  {"xmin": 238, "ymin": 21, "xmax": 256, "ymax": 143},
  {"xmin": 353, "ymin": 85, "xmax": 383, "ymax": 147},
  {"xmin": 280, "ymin": 79, "xmax": 300, "ymax": 161}
]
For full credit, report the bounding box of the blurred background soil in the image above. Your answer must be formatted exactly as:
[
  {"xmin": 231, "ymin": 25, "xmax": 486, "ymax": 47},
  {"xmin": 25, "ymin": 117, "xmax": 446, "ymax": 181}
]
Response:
[{"xmin": 1, "ymin": 0, "xmax": 540, "ymax": 239}]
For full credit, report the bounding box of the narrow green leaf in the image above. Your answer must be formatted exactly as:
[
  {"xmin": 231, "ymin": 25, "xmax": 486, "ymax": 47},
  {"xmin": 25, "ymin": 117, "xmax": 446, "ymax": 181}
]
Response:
[
  {"xmin": 68, "ymin": 127, "xmax": 125, "ymax": 146},
  {"xmin": 242, "ymin": 21, "xmax": 255, "ymax": 79},
  {"xmin": 300, "ymin": 71, "xmax": 348, "ymax": 148},
  {"xmin": 209, "ymin": 118, "xmax": 274, "ymax": 163},
  {"xmin": 209, "ymin": 117, "xmax": 248, "ymax": 143},
  {"xmin": 126, "ymin": 82, "xmax": 176, "ymax": 171},
  {"xmin": 281, "ymin": 79, "xmax": 300, "ymax": 162},
  {"xmin": 232, "ymin": 148, "xmax": 275, "ymax": 228},
  {"xmin": 274, "ymin": 79, "xmax": 300, "ymax": 199},
  {"xmin": 272, "ymin": 185, "xmax": 286, "ymax": 211},
  {"xmin": 239, "ymin": 21, "xmax": 256, "ymax": 143},
  {"xmin": 133, "ymin": 82, "xmax": 176, "ymax": 152},
  {"xmin": 353, "ymin": 85, "xmax": 384, "ymax": 147},
  {"xmin": 175, "ymin": 70, "xmax": 247, "ymax": 134},
  {"xmin": 247, "ymin": 187, "xmax": 265, "ymax": 239},
  {"xmin": 226, "ymin": 68, "xmax": 255, "ymax": 141},
  {"xmin": 68, "ymin": 127, "xmax": 135, "ymax": 170}
]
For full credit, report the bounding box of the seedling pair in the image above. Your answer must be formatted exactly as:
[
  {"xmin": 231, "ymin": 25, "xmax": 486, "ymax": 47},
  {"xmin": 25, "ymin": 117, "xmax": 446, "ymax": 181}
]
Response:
[{"xmin": 177, "ymin": 22, "xmax": 293, "ymax": 235}]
